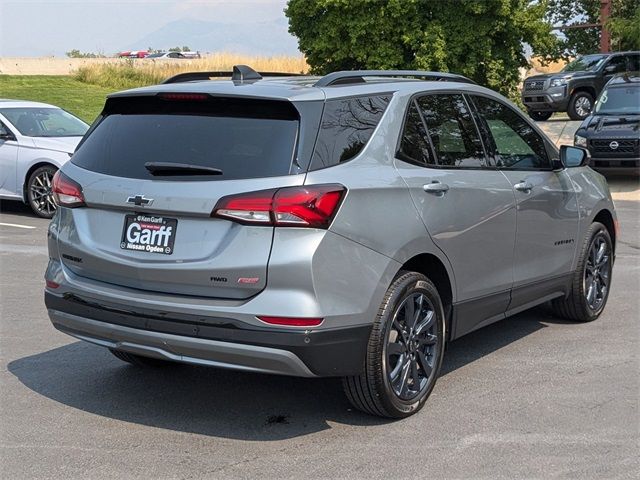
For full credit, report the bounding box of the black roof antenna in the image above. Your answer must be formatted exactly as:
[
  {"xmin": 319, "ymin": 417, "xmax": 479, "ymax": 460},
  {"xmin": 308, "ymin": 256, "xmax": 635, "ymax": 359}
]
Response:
[{"xmin": 232, "ymin": 65, "xmax": 262, "ymax": 82}]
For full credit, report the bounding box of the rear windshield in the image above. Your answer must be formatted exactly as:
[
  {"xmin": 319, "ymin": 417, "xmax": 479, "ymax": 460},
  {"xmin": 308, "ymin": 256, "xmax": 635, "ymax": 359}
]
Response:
[{"xmin": 71, "ymin": 97, "xmax": 299, "ymax": 181}]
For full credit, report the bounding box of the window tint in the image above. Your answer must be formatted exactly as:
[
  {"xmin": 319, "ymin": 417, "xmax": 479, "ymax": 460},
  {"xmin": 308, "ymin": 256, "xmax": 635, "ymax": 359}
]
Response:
[
  {"xmin": 397, "ymin": 101, "xmax": 434, "ymax": 166},
  {"xmin": 72, "ymin": 100, "xmax": 299, "ymax": 181},
  {"xmin": 471, "ymin": 95, "xmax": 550, "ymax": 169},
  {"xmin": 309, "ymin": 95, "xmax": 390, "ymax": 170},
  {"xmin": 417, "ymin": 94, "xmax": 486, "ymax": 168},
  {"xmin": 627, "ymin": 54, "xmax": 640, "ymax": 71}
]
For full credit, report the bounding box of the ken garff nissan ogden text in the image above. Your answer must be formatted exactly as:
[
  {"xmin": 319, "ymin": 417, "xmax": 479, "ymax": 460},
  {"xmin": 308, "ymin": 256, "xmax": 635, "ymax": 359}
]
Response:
[{"xmin": 45, "ymin": 66, "xmax": 617, "ymax": 418}]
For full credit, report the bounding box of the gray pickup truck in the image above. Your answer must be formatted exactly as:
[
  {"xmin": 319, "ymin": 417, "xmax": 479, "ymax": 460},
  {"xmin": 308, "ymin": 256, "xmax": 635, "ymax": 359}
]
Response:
[{"xmin": 522, "ymin": 51, "xmax": 639, "ymax": 121}]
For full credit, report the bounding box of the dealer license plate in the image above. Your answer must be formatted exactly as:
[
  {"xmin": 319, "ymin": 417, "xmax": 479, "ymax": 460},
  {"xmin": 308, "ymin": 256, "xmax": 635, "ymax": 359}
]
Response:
[{"xmin": 120, "ymin": 214, "xmax": 177, "ymax": 255}]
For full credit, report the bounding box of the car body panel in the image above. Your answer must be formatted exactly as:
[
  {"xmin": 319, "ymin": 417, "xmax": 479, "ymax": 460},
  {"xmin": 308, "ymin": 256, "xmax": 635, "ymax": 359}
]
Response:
[{"xmin": 499, "ymin": 169, "xmax": 579, "ymax": 285}]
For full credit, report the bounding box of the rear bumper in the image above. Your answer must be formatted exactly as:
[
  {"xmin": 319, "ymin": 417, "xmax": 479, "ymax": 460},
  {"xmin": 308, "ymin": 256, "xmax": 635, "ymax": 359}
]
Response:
[{"xmin": 45, "ymin": 291, "xmax": 371, "ymax": 377}]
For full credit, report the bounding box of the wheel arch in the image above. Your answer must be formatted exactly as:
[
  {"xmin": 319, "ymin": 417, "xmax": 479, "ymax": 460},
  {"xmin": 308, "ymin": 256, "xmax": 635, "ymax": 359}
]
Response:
[
  {"xmin": 570, "ymin": 85, "xmax": 597, "ymax": 100},
  {"xmin": 22, "ymin": 161, "xmax": 58, "ymax": 202},
  {"xmin": 593, "ymin": 208, "xmax": 616, "ymax": 253},
  {"xmin": 399, "ymin": 253, "xmax": 454, "ymax": 339}
]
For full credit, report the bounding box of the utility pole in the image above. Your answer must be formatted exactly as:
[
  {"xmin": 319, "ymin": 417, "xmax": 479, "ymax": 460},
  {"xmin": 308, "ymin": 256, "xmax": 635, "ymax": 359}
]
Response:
[{"xmin": 600, "ymin": 0, "xmax": 611, "ymax": 53}]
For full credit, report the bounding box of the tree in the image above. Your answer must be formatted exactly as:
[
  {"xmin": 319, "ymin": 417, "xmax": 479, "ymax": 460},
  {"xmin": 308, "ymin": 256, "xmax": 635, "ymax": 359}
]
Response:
[
  {"xmin": 607, "ymin": 4, "xmax": 640, "ymax": 50},
  {"xmin": 65, "ymin": 49, "xmax": 105, "ymax": 58},
  {"xmin": 285, "ymin": 0, "xmax": 556, "ymax": 101},
  {"xmin": 543, "ymin": 0, "xmax": 639, "ymax": 57}
]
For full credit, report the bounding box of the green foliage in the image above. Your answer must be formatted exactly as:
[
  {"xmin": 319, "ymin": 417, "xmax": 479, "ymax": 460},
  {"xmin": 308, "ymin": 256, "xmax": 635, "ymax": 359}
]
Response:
[
  {"xmin": 285, "ymin": 0, "xmax": 557, "ymax": 102},
  {"xmin": 543, "ymin": 0, "xmax": 639, "ymax": 57},
  {"xmin": 608, "ymin": 4, "xmax": 640, "ymax": 50},
  {"xmin": 65, "ymin": 49, "xmax": 105, "ymax": 58},
  {"xmin": 168, "ymin": 46, "xmax": 192, "ymax": 52},
  {"xmin": 0, "ymin": 76, "xmax": 111, "ymax": 123}
]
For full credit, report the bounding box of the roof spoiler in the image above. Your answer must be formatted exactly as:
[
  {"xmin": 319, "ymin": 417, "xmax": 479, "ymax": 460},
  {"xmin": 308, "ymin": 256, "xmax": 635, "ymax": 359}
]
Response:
[
  {"xmin": 313, "ymin": 70, "xmax": 475, "ymax": 87},
  {"xmin": 162, "ymin": 65, "xmax": 305, "ymax": 84}
]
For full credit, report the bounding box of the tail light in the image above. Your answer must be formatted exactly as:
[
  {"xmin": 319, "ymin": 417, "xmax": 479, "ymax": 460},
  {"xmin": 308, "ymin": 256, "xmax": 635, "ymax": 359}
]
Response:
[
  {"xmin": 52, "ymin": 171, "xmax": 85, "ymax": 207},
  {"xmin": 213, "ymin": 184, "xmax": 346, "ymax": 229},
  {"xmin": 258, "ymin": 316, "xmax": 323, "ymax": 327}
]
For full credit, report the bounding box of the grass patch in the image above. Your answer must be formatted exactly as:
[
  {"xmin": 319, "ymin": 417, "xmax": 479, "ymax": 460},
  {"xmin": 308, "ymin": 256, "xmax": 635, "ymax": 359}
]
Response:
[
  {"xmin": 72, "ymin": 54, "xmax": 308, "ymax": 91},
  {"xmin": 0, "ymin": 75, "xmax": 112, "ymax": 123}
]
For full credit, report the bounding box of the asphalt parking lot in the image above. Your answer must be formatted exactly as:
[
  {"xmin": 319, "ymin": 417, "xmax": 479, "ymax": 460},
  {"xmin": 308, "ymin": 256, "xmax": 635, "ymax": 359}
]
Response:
[{"xmin": 1, "ymin": 177, "xmax": 638, "ymax": 479}]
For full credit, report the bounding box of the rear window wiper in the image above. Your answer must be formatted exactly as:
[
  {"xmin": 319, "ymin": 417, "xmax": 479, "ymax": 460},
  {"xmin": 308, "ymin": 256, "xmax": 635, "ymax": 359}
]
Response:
[{"xmin": 144, "ymin": 162, "xmax": 223, "ymax": 176}]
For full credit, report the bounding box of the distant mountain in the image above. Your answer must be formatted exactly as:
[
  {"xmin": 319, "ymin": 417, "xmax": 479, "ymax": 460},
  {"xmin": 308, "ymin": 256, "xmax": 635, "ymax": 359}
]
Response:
[{"xmin": 124, "ymin": 17, "xmax": 300, "ymax": 55}]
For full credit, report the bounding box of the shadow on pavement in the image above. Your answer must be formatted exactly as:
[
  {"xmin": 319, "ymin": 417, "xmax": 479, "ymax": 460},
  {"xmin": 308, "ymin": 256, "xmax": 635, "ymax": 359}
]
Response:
[
  {"xmin": 0, "ymin": 199, "xmax": 36, "ymax": 217},
  {"xmin": 8, "ymin": 307, "xmax": 566, "ymax": 440}
]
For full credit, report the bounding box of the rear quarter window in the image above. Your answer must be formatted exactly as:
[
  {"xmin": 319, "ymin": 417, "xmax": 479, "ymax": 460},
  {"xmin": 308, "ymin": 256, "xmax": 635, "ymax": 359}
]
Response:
[{"xmin": 309, "ymin": 95, "xmax": 390, "ymax": 170}]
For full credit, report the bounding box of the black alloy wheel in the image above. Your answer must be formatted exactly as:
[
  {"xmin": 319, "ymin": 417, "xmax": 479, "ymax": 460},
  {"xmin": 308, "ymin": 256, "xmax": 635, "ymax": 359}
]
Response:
[
  {"xmin": 386, "ymin": 292, "xmax": 439, "ymax": 401},
  {"xmin": 343, "ymin": 271, "xmax": 445, "ymax": 418},
  {"xmin": 583, "ymin": 232, "xmax": 612, "ymax": 313},
  {"xmin": 552, "ymin": 222, "xmax": 613, "ymax": 321}
]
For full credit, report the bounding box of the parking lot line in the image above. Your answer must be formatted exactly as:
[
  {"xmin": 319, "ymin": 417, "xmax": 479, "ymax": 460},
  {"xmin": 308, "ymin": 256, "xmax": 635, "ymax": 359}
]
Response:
[{"xmin": 0, "ymin": 222, "xmax": 37, "ymax": 229}]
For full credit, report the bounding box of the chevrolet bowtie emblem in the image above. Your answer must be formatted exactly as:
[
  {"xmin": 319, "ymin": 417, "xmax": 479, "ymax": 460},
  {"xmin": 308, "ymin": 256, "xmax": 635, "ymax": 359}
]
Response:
[{"xmin": 126, "ymin": 195, "xmax": 153, "ymax": 206}]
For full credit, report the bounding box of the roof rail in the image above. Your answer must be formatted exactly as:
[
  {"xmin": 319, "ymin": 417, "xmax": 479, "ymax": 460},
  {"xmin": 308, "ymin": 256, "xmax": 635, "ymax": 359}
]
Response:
[
  {"xmin": 313, "ymin": 70, "xmax": 475, "ymax": 87},
  {"xmin": 162, "ymin": 64, "xmax": 305, "ymax": 84}
]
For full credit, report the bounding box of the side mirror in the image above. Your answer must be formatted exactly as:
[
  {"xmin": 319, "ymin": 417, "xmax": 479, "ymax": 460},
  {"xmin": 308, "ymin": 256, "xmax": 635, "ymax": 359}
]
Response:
[
  {"xmin": 604, "ymin": 64, "xmax": 617, "ymax": 74},
  {"xmin": 560, "ymin": 145, "xmax": 590, "ymax": 168},
  {"xmin": 0, "ymin": 131, "xmax": 16, "ymax": 142}
]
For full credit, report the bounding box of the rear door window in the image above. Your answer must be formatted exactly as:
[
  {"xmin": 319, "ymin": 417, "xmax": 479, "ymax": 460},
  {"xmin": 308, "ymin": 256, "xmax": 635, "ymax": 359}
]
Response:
[
  {"xmin": 309, "ymin": 95, "xmax": 390, "ymax": 170},
  {"xmin": 71, "ymin": 97, "xmax": 300, "ymax": 181},
  {"xmin": 416, "ymin": 94, "xmax": 487, "ymax": 168}
]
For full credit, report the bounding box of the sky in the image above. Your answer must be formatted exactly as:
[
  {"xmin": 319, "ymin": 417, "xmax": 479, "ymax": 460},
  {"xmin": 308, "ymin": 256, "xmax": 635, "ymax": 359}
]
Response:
[{"xmin": 0, "ymin": 0, "xmax": 299, "ymax": 57}]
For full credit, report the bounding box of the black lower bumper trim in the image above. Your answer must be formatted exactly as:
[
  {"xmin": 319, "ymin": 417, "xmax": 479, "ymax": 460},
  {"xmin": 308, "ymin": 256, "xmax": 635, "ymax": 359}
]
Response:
[{"xmin": 45, "ymin": 292, "xmax": 371, "ymax": 377}]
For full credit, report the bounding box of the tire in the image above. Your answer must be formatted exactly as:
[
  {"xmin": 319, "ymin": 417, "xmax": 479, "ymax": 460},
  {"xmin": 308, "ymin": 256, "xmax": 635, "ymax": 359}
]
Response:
[
  {"xmin": 552, "ymin": 222, "xmax": 613, "ymax": 322},
  {"xmin": 567, "ymin": 91, "xmax": 594, "ymax": 121},
  {"xmin": 342, "ymin": 271, "xmax": 445, "ymax": 418},
  {"xmin": 26, "ymin": 165, "xmax": 57, "ymax": 218},
  {"xmin": 109, "ymin": 348, "xmax": 175, "ymax": 368},
  {"xmin": 528, "ymin": 110, "xmax": 553, "ymax": 121}
]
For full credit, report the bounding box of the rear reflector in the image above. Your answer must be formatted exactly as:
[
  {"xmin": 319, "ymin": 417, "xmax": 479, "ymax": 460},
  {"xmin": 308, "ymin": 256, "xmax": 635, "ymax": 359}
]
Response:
[
  {"xmin": 213, "ymin": 184, "xmax": 346, "ymax": 229},
  {"xmin": 258, "ymin": 316, "xmax": 323, "ymax": 327},
  {"xmin": 45, "ymin": 280, "xmax": 60, "ymax": 289},
  {"xmin": 52, "ymin": 171, "xmax": 85, "ymax": 208}
]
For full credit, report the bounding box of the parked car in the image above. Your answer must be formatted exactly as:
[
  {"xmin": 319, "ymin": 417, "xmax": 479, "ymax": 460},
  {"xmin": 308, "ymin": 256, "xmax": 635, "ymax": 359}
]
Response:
[
  {"xmin": 0, "ymin": 100, "xmax": 88, "ymax": 217},
  {"xmin": 522, "ymin": 51, "xmax": 640, "ymax": 121},
  {"xmin": 45, "ymin": 66, "xmax": 617, "ymax": 418},
  {"xmin": 146, "ymin": 52, "xmax": 188, "ymax": 59},
  {"xmin": 574, "ymin": 72, "xmax": 639, "ymax": 174},
  {"xmin": 116, "ymin": 51, "xmax": 149, "ymax": 58}
]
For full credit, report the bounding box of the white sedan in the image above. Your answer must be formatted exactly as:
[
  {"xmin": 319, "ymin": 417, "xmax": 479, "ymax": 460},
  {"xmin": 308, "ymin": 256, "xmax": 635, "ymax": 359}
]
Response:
[{"xmin": 0, "ymin": 100, "xmax": 89, "ymax": 217}]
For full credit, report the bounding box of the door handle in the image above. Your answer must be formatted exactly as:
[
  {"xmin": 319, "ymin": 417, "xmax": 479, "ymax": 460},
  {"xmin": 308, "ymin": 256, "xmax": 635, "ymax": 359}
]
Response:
[
  {"xmin": 514, "ymin": 181, "xmax": 533, "ymax": 193},
  {"xmin": 423, "ymin": 182, "xmax": 450, "ymax": 195}
]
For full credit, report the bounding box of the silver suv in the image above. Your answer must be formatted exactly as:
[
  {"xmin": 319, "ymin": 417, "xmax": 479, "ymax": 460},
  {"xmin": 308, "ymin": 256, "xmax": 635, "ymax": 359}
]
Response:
[{"xmin": 45, "ymin": 66, "xmax": 617, "ymax": 418}]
